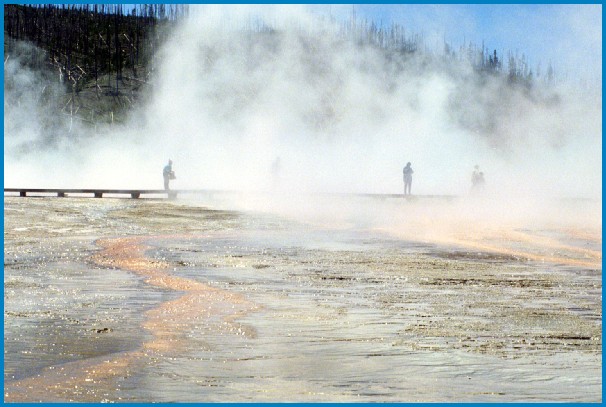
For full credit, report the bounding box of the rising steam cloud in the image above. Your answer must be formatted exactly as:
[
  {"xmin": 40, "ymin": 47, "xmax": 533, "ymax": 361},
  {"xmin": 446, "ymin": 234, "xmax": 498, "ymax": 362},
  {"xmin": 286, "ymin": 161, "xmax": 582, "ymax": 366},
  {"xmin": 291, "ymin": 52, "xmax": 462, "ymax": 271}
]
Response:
[{"xmin": 4, "ymin": 5, "xmax": 602, "ymax": 202}]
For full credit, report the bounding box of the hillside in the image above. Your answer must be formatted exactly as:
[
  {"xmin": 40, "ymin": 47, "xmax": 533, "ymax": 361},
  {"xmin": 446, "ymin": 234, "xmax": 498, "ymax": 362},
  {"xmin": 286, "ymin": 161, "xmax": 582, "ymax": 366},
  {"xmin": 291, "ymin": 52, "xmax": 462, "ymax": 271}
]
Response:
[
  {"xmin": 5, "ymin": 4, "xmax": 555, "ymax": 132},
  {"xmin": 4, "ymin": 4, "xmax": 186, "ymax": 126}
]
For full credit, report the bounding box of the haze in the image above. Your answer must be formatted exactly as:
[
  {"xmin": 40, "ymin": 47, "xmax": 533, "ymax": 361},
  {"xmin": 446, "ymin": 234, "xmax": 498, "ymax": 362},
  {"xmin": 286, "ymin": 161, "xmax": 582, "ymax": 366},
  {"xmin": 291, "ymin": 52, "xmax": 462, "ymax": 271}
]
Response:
[{"xmin": 4, "ymin": 5, "xmax": 602, "ymax": 227}]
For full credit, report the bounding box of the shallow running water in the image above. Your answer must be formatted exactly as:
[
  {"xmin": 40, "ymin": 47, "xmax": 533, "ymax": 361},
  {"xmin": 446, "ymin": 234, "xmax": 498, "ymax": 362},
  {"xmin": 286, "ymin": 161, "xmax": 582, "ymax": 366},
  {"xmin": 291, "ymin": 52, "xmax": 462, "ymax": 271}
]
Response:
[{"xmin": 3, "ymin": 196, "xmax": 602, "ymax": 402}]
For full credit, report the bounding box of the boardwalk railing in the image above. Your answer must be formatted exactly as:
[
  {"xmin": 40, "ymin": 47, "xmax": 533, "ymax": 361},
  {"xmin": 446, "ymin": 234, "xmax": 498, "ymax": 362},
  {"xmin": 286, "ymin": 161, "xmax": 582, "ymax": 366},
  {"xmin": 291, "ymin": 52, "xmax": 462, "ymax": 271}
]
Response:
[{"xmin": 4, "ymin": 188, "xmax": 178, "ymax": 199}]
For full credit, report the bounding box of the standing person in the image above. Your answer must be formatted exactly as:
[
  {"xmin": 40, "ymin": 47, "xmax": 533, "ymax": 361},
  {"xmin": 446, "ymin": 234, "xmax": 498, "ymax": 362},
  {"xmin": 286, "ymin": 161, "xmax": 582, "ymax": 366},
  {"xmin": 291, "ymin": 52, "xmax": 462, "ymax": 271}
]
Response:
[
  {"xmin": 471, "ymin": 165, "xmax": 481, "ymax": 189},
  {"xmin": 163, "ymin": 159, "xmax": 175, "ymax": 190},
  {"xmin": 403, "ymin": 162, "xmax": 414, "ymax": 195}
]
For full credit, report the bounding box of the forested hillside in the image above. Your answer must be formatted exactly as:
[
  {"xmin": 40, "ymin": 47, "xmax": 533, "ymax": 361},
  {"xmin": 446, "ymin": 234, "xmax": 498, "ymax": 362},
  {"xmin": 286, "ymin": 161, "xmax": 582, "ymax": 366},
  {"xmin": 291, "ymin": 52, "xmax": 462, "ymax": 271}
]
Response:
[
  {"xmin": 4, "ymin": 4, "xmax": 187, "ymax": 126},
  {"xmin": 4, "ymin": 4, "xmax": 554, "ymax": 130}
]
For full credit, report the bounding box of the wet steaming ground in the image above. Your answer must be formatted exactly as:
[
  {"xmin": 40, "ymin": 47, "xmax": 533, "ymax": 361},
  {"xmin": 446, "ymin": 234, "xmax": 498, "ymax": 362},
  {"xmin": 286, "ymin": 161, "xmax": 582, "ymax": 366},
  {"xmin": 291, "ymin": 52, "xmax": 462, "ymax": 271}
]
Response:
[{"xmin": 4, "ymin": 196, "xmax": 602, "ymax": 402}]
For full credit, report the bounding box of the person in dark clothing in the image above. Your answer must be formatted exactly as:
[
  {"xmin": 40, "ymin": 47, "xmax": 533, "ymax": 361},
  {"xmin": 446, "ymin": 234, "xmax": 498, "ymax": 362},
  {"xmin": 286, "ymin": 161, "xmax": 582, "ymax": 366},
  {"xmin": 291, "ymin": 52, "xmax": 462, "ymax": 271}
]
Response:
[
  {"xmin": 163, "ymin": 159, "xmax": 175, "ymax": 190},
  {"xmin": 403, "ymin": 162, "xmax": 414, "ymax": 195}
]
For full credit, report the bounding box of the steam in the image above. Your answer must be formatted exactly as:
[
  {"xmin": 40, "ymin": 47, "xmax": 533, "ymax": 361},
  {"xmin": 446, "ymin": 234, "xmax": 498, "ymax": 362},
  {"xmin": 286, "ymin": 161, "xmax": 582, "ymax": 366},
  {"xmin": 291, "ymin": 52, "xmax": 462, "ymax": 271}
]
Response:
[{"xmin": 4, "ymin": 5, "xmax": 602, "ymax": 209}]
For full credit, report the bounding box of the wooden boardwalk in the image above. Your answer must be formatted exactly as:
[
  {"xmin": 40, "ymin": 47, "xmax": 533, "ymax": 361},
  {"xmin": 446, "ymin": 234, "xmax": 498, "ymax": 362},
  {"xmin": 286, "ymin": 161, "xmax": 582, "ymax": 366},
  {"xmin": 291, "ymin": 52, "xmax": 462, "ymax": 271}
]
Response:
[
  {"xmin": 4, "ymin": 188, "xmax": 178, "ymax": 199},
  {"xmin": 4, "ymin": 188, "xmax": 457, "ymax": 201}
]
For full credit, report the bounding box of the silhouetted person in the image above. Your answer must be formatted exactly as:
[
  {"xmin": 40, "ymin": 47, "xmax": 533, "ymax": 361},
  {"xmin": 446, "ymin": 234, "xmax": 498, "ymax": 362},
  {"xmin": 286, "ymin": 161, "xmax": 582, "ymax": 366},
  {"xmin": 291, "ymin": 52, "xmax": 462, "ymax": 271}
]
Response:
[
  {"xmin": 471, "ymin": 166, "xmax": 486, "ymax": 194},
  {"xmin": 471, "ymin": 165, "xmax": 481, "ymax": 188},
  {"xmin": 403, "ymin": 162, "xmax": 414, "ymax": 195},
  {"xmin": 163, "ymin": 159, "xmax": 175, "ymax": 190}
]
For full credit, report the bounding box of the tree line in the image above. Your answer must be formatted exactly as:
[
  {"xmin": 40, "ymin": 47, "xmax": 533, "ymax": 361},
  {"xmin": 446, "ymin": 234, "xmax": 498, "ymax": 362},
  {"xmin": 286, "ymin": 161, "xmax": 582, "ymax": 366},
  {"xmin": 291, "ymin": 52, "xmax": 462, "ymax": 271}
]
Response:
[
  {"xmin": 343, "ymin": 16, "xmax": 554, "ymax": 86},
  {"xmin": 5, "ymin": 3, "xmax": 558, "ymax": 132},
  {"xmin": 6, "ymin": 4, "xmax": 556, "ymax": 90},
  {"xmin": 4, "ymin": 4, "xmax": 189, "ymax": 95}
]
